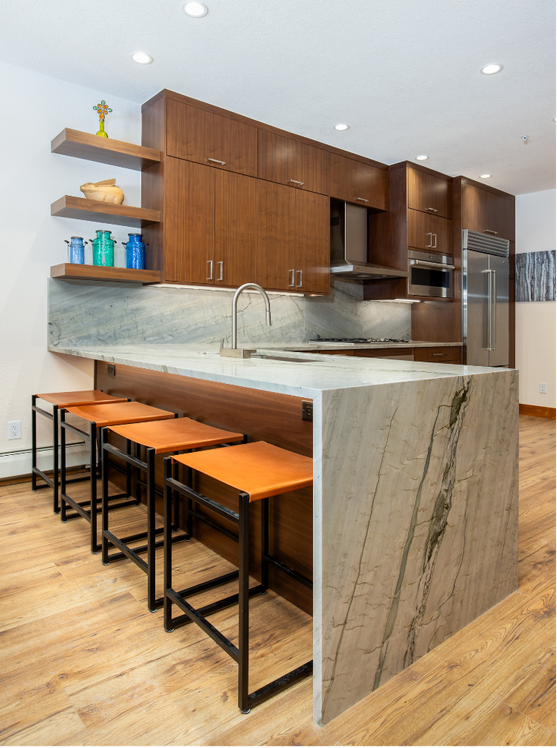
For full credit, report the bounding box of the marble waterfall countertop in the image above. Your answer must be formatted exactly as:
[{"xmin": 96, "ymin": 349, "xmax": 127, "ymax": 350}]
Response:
[{"xmin": 50, "ymin": 342, "xmax": 493, "ymax": 399}]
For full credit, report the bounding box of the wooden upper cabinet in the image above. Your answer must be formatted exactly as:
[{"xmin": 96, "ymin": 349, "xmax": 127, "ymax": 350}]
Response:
[
  {"xmin": 257, "ymin": 130, "xmax": 329, "ymax": 195},
  {"xmin": 214, "ymin": 171, "xmax": 257, "ymax": 287},
  {"xmin": 461, "ymin": 182, "xmax": 515, "ymax": 241},
  {"xmin": 330, "ymin": 153, "xmax": 388, "ymax": 210},
  {"xmin": 164, "ymin": 157, "xmax": 214, "ymax": 284},
  {"xmin": 407, "ymin": 167, "xmax": 452, "ymax": 219},
  {"xmin": 407, "ymin": 209, "xmax": 452, "ymax": 254},
  {"xmin": 166, "ymin": 98, "xmax": 257, "ymax": 177},
  {"xmin": 255, "ymin": 180, "xmax": 297, "ymax": 291},
  {"xmin": 295, "ymin": 191, "xmax": 330, "ymax": 294}
]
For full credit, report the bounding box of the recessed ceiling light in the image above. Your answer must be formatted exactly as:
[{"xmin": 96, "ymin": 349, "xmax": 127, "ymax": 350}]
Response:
[
  {"xmin": 334, "ymin": 124, "xmax": 350, "ymax": 131},
  {"xmin": 480, "ymin": 174, "xmax": 492, "ymax": 179},
  {"xmin": 131, "ymin": 52, "xmax": 153, "ymax": 64},
  {"xmin": 416, "ymin": 155, "xmax": 429, "ymax": 161},
  {"xmin": 481, "ymin": 63, "xmax": 503, "ymax": 75},
  {"xmin": 183, "ymin": 2, "xmax": 208, "ymax": 17}
]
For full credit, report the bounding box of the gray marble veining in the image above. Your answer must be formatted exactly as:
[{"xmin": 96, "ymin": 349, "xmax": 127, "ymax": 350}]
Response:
[
  {"xmin": 47, "ymin": 278, "xmax": 411, "ymax": 349},
  {"xmin": 515, "ymin": 250, "xmax": 556, "ymax": 302}
]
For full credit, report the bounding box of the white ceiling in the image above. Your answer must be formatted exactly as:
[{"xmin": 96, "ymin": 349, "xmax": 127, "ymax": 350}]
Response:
[{"xmin": 1, "ymin": 0, "xmax": 555, "ymax": 195}]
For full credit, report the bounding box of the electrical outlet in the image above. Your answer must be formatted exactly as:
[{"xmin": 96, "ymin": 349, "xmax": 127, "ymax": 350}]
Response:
[
  {"xmin": 539, "ymin": 382, "xmax": 547, "ymax": 394},
  {"xmin": 8, "ymin": 420, "xmax": 21, "ymax": 440},
  {"xmin": 107, "ymin": 364, "xmax": 116, "ymax": 377}
]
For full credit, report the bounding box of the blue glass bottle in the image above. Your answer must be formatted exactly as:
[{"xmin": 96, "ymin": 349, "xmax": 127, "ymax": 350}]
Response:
[
  {"xmin": 65, "ymin": 237, "xmax": 87, "ymax": 264},
  {"xmin": 122, "ymin": 233, "xmax": 146, "ymax": 269}
]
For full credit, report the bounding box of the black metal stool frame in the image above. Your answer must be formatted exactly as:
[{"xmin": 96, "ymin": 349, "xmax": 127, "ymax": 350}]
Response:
[
  {"xmin": 60, "ymin": 410, "xmax": 137, "ymax": 554},
  {"xmin": 31, "ymin": 395, "xmax": 90, "ymax": 514},
  {"xmin": 100, "ymin": 426, "xmax": 190, "ymax": 612},
  {"xmin": 163, "ymin": 457, "xmax": 313, "ymax": 714}
]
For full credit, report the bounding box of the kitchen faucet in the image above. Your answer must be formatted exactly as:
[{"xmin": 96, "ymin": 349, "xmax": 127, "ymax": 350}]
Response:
[{"xmin": 220, "ymin": 283, "xmax": 272, "ymax": 358}]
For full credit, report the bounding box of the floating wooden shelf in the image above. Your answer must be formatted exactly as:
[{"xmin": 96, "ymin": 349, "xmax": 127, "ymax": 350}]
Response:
[
  {"xmin": 51, "ymin": 128, "xmax": 161, "ymax": 171},
  {"xmin": 51, "ymin": 196, "xmax": 160, "ymax": 228},
  {"xmin": 50, "ymin": 263, "xmax": 161, "ymax": 285}
]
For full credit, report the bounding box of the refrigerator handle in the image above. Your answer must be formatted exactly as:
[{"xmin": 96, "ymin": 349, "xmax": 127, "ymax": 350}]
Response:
[
  {"xmin": 491, "ymin": 269, "xmax": 497, "ymax": 351},
  {"xmin": 483, "ymin": 269, "xmax": 491, "ymax": 350}
]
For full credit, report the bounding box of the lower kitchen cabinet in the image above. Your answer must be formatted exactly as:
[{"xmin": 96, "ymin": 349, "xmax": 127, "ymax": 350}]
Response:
[{"xmin": 413, "ymin": 346, "xmax": 462, "ymax": 363}]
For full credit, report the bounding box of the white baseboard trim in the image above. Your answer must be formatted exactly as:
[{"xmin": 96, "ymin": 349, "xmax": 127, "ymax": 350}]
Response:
[{"xmin": 0, "ymin": 444, "xmax": 90, "ymax": 480}]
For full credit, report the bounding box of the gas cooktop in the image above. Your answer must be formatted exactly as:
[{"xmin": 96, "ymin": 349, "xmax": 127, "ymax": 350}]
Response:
[{"xmin": 309, "ymin": 337, "xmax": 410, "ymax": 344}]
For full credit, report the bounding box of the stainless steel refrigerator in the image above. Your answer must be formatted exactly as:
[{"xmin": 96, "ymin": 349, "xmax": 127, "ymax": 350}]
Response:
[{"xmin": 462, "ymin": 229, "xmax": 510, "ymax": 367}]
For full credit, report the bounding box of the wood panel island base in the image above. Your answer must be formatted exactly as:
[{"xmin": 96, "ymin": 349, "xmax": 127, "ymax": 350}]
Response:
[{"xmin": 59, "ymin": 345, "xmax": 518, "ymax": 726}]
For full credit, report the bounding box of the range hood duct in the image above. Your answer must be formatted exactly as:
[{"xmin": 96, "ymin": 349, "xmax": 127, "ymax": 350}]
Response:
[{"xmin": 330, "ymin": 202, "xmax": 408, "ymax": 280}]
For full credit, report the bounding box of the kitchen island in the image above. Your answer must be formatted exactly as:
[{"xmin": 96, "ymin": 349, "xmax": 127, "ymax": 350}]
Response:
[{"xmin": 50, "ymin": 343, "xmax": 518, "ymax": 726}]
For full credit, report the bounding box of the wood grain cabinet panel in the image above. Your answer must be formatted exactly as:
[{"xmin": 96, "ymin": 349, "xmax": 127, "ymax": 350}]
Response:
[
  {"xmin": 413, "ymin": 346, "xmax": 462, "ymax": 363},
  {"xmin": 214, "ymin": 171, "xmax": 257, "ymax": 287},
  {"xmin": 295, "ymin": 191, "xmax": 330, "ymax": 294},
  {"xmin": 166, "ymin": 98, "xmax": 257, "ymax": 177},
  {"xmin": 407, "ymin": 209, "xmax": 452, "ymax": 253},
  {"xmin": 330, "ymin": 153, "xmax": 388, "ymax": 210},
  {"xmin": 257, "ymin": 130, "xmax": 329, "ymax": 195},
  {"xmin": 255, "ymin": 180, "xmax": 297, "ymax": 291},
  {"xmin": 461, "ymin": 182, "xmax": 515, "ymax": 240},
  {"xmin": 164, "ymin": 157, "xmax": 214, "ymax": 284},
  {"xmin": 407, "ymin": 168, "xmax": 452, "ymax": 218}
]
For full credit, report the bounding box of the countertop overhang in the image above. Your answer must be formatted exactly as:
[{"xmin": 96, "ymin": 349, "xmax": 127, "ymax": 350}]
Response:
[{"xmin": 50, "ymin": 343, "xmax": 504, "ymax": 399}]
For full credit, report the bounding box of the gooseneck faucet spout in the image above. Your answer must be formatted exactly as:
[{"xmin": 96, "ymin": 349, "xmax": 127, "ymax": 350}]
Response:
[{"xmin": 231, "ymin": 283, "xmax": 272, "ymax": 349}]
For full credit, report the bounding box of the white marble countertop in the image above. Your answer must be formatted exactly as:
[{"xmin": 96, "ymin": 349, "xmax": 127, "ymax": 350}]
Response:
[{"xmin": 50, "ymin": 343, "xmax": 503, "ymax": 398}]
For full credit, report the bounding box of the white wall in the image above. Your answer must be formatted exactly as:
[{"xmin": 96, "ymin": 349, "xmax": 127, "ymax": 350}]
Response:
[
  {"xmin": 515, "ymin": 189, "xmax": 556, "ymax": 408},
  {"xmin": 0, "ymin": 61, "xmax": 141, "ymax": 477}
]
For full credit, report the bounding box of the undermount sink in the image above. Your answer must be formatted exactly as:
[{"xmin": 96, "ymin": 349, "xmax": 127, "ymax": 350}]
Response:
[{"xmin": 252, "ymin": 353, "xmax": 318, "ymax": 364}]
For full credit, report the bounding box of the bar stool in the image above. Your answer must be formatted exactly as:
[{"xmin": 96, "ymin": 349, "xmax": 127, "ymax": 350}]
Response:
[
  {"xmin": 31, "ymin": 390, "xmax": 128, "ymax": 514},
  {"xmin": 163, "ymin": 441, "xmax": 313, "ymax": 714},
  {"xmin": 100, "ymin": 418, "xmax": 245, "ymax": 612},
  {"xmin": 60, "ymin": 401, "xmax": 174, "ymax": 553}
]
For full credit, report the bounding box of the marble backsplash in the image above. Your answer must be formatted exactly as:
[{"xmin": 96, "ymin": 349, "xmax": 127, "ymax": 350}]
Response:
[
  {"xmin": 48, "ymin": 279, "xmax": 411, "ymax": 348},
  {"xmin": 515, "ymin": 250, "xmax": 556, "ymax": 302}
]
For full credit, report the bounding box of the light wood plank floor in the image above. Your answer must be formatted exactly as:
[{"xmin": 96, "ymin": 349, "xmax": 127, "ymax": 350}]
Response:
[{"xmin": 0, "ymin": 415, "xmax": 554, "ymax": 746}]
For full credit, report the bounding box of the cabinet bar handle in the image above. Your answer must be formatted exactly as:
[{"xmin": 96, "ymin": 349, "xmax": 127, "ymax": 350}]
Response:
[
  {"xmin": 483, "ymin": 229, "xmax": 499, "ymax": 235},
  {"xmin": 432, "ymin": 233, "xmax": 437, "ymax": 249},
  {"xmin": 288, "ymin": 269, "xmax": 295, "ymax": 287},
  {"xmin": 217, "ymin": 261, "xmax": 223, "ymax": 281},
  {"xmin": 207, "ymin": 158, "xmax": 227, "ymax": 166},
  {"xmin": 355, "ymin": 197, "xmax": 369, "ymax": 203},
  {"xmin": 426, "ymin": 232, "xmax": 433, "ymax": 248},
  {"xmin": 297, "ymin": 270, "xmax": 303, "ymax": 288},
  {"xmin": 432, "ymin": 352, "xmax": 446, "ymax": 356},
  {"xmin": 289, "ymin": 179, "xmax": 304, "ymax": 186},
  {"xmin": 207, "ymin": 260, "xmax": 213, "ymax": 280},
  {"xmin": 427, "ymin": 207, "xmax": 438, "ymax": 212}
]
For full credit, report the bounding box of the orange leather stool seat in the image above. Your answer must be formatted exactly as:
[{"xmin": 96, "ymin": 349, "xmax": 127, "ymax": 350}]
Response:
[
  {"xmin": 172, "ymin": 441, "xmax": 313, "ymax": 501},
  {"xmin": 163, "ymin": 441, "xmax": 313, "ymax": 714},
  {"xmin": 109, "ymin": 417, "xmax": 243, "ymax": 454},
  {"xmin": 31, "ymin": 390, "xmax": 127, "ymax": 514},
  {"xmin": 65, "ymin": 401, "xmax": 175, "ymax": 428}
]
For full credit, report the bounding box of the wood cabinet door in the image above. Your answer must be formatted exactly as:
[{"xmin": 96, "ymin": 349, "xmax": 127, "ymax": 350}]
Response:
[
  {"xmin": 407, "ymin": 210, "xmax": 452, "ymax": 254},
  {"xmin": 407, "ymin": 167, "xmax": 452, "ymax": 219},
  {"xmin": 255, "ymin": 181, "xmax": 296, "ymax": 291},
  {"xmin": 413, "ymin": 346, "xmax": 462, "ymax": 363},
  {"xmin": 166, "ymin": 99, "xmax": 257, "ymax": 177},
  {"xmin": 461, "ymin": 182, "xmax": 515, "ymax": 240},
  {"xmin": 164, "ymin": 157, "xmax": 215, "ymax": 284},
  {"xmin": 257, "ymin": 130, "xmax": 329, "ymax": 195},
  {"xmin": 214, "ymin": 171, "xmax": 257, "ymax": 287},
  {"xmin": 295, "ymin": 191, "xmax": 330, "ymax": 294},
  {"xmin": 330, "ymin": 153, "xmax": 388, "ymax": 210}
]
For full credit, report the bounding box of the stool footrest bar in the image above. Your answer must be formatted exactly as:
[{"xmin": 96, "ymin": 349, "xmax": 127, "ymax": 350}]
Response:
[
  {"xmin": 105, "ymin": 532, "xmax": 189, "ymax": 562},
  {"xmin": 103, "ymin": 530, "xmax": 148, "ymax": 573},
  {"xmin": 188, "ymin": 508, "xmax": 239, "ymax": 543},
  {"xmin": 265, "ymin": 554, "xmax": 313, "ymax": 590},
  {"xmin": 247, "ymin": 661, "xmax": 313, "ymax": 709},
  {"xmin": 166, "ymin": 478, "xmax": 240, "ymax": 523},
  {"xmin": 32, "ymin": 467, "xmax": 55, "ymax": 488}
]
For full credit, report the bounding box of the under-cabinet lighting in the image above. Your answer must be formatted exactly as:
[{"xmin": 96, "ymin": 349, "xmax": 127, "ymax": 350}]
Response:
[
  {"xmin": 480, "ymin": 63, "xmax": 503, "ymax": 75},
  {"xmin": 131, "ymin": 52, "xmax": 153, "ymax": 64},
  {"xmin": 480, "ymin": 174, "xmax": 492, "ymax": 179},
  {"xmin": 376, "ymin": 299, "xmax": 420, "ymax": 304},
  {"xmin": 415, "ymin": 155, "xmax": 429, "ymax": 161},
  {"xmin": 183, "ymin": 2, "xmax": 208, "ymax": 17},
  {"xmin": 334, "ymin": 124, "xmax": 350, "ymax": 131},
  {"xmin": 152, "ymin": 284, "xmax": 308, "ymax": 296}
]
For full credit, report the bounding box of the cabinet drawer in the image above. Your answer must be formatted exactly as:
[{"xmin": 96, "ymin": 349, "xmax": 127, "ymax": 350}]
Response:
[
  {"xmin": 461, "ymin": 183, "xmax": 515, "ymax": 241},
  {"xmin": 414, "ymin": 347, "xmax": 462, "ymax": 363},
  {"xmin": 166, "ymin": 99, "xmax": 257, "ymax": 177},
  {"xmin": 330, "ymin": 153, "xmax": 388, "ymax": 210},
  {"xmin": 407, "ymin": 209, "xmax": 452, "ymax": 253},
  {"xmin": 257, "ymin": 130, "xmax": 329, "ymax": 195},
  {"xmin": 407, "ymin": 168, "xmax": 452, "ymax": 219}
]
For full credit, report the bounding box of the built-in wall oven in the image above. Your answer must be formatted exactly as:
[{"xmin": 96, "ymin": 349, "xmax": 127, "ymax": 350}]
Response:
[{"xmin": 408, "ymin": 249, "xmax": 454, "ymax": 299}]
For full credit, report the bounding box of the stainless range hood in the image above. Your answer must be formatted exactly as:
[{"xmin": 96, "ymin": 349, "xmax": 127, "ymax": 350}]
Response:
[{"xmin": 330, "ymin": 202, "xmax": 408, "ymax": 280}]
